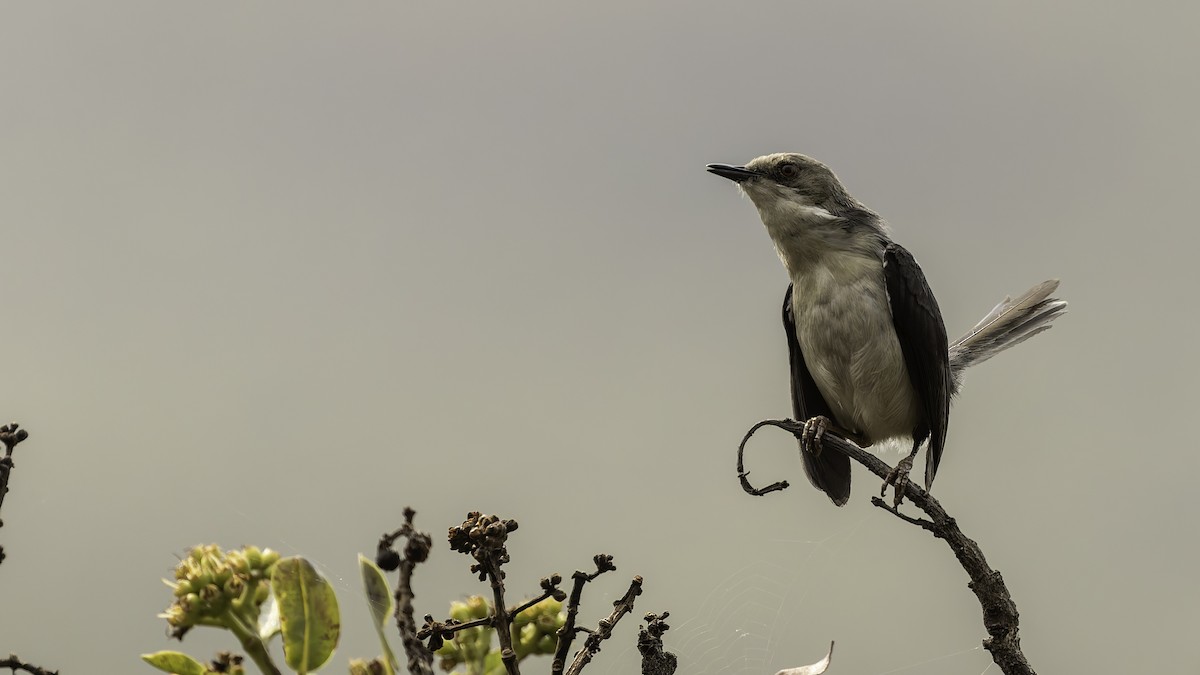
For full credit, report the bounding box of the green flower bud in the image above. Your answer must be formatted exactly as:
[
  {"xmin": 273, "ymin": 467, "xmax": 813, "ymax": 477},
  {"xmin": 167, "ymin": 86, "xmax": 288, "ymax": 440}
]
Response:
[
  {"xmin": 224, "ymin": 575, "xmax": 245, "ymax": 597},
  {"xmin": 200, "ymin": 583, "xmax": 221, "ymax": 603},
  {"xmin": 466, "ymin": 595, "xmax": 488, "ymax": 619},
  {"xmin": 181, "ymin": 593, "xmax": 201, "ymax": 615},
  {"xmin": 449, "ymin": 600, "xmax": 471, "ymax": 622},
  {"xmin": 535, "ymin": 614, "xmax": 558, "ymax": 634},
  {"xmin": 159, "ymin": 604, "xmax": 189, "ymax": 627},
  {"xmin": 519, "ymin": 622, "xmax": 537, "ymax": 647},
  {"xmin": 244, "ymin": 546, "xmax": 262, "ymax": 568}
]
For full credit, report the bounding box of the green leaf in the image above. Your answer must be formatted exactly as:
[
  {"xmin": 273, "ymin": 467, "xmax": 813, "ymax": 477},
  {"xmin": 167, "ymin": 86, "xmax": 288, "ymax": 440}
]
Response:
[
  {"xmin": 359, "ymin": 554, "xmax": 394, "ymax": 628},
  {"xmin": 141, "ymin": 651, "xmax": 208, "ymax": 675},
  {"xmin": 271, "ymin": 556, "xmax": 341, "ymax": 673},
  {"xmin": 359, "ymin": 553, "xmax": 398, "ymax": 675}
]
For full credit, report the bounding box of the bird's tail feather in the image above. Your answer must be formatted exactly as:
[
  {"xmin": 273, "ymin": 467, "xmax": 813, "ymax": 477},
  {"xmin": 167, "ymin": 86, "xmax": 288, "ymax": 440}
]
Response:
[{"xmin": 948, "ymin": 280, "xmax": 1067, "ymax": 390}]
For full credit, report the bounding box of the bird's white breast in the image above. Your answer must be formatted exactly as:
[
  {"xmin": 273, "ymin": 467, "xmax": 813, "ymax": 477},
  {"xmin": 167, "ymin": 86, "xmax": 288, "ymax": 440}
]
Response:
[{"xmin": 790, "ymin": 252, "xmax": 921, "ymax": 443}]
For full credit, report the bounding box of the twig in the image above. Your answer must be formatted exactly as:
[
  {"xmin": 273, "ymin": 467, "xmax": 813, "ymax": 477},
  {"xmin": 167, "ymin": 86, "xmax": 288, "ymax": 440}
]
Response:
[
  {"xmin": 737, "ymin": 420, "xmax": 790, "ymax": 496},
  {"xmin": 739, "ymin": 419, "xmax": 1036, "ymax": 675},
  {"xmin": 445, "ymin": 512, "xmax": 523, "ymax": 675},
  {"xmin": 551, "ymin": 554, "xmax": 616, "ymax": 675},
  {"xmin": 637, "ymin": 612, "xmax": 677, "ymax": 675},
  {"xmin": 378, "ymin": 507, "xmax": 435, "ymax": 675},
  {"xmin": 870, "ymin": 497, "xmax": 937, "ymax": 533},
  {"xmin": 0, "ymin": 423, "xmax": 31, "ymax": 567},
  {"xmin": 0, "ymin": 654, "xmax": 57, "ymax": 675},
  {"xmin": 508, "ymin": 575, "xmax": 566, "ymax": 618},
  {"xmin": 227, "ymin": 614, "xmax": 283, "ymax": 675},
  {"xmin": 418, "ymin": 516, "xmax": 648, "ymax": 675},
  {"xmin": 481, "ymin": 552, "xmax": 519, "ymax": 675},
  {"xmin": 420, "ymin": 575, "xmax": 568, "ymax": 649},
  {"xmin": 563, "ymin": 576, "xmax": 643, "ymax": 675}
]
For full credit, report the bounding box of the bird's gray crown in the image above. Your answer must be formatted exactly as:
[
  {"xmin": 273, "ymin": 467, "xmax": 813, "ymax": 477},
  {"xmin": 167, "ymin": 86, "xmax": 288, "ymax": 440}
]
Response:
[{"xmin": 738, "ymin": 154, "xmax": 855, "ymax": 211}]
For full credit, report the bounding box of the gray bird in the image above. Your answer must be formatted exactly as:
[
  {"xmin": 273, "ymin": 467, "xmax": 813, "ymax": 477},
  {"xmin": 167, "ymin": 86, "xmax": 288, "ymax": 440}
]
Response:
[{"xmin": 708, "ymin": 153, "xmax": 1066, "ymax": 506}]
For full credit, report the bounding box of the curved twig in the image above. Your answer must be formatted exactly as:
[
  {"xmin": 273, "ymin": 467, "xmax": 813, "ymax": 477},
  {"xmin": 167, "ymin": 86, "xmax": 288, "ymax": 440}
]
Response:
[
  {"xmin": 736, "ymin": 419, "xmax": 794, "ymax": 496},
  {"xmin": 738, "ymin": 419, "xmax": 1036, "ymax": 675}
]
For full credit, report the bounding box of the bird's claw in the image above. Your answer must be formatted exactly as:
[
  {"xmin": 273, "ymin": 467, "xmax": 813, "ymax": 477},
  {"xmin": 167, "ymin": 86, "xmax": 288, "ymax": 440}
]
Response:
[
  {"xmin": 881, "ymin": 454, "xmax": 915, "ymax": 507},
  {"xmin": 800, "ymin": 416, "xmax": 830, "ymax": 457}
]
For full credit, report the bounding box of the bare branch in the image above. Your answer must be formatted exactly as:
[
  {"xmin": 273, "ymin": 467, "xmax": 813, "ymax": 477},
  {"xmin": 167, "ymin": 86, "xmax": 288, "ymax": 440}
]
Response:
[
  {"xmin": 507, "ymin": 574, "xmax": 565, "ymax": 619},
  {"xmin": 564, "ymin": 576, "xmax": 643, "ymax": 675},
  {"xmin": 739, "ymin": 419, "xmax": 1036, "ymax": 675},
  {"xmin": 552, "ymin": 554, "xmax": 616, "ymax": 675},
  {"xmin": 417, "ymin": 576, "xmax": 567, "ymax": 647},
  {"xmin": 0, "ymin": 422, "xmax": 31, "ymax": 567},
  {"xmin": 445, "ymin": 512, "xmax": 523, "ymax": 675},
  {"xmin": 0, "ymin": 654, "xmax": 56, "ymax": 675},
  {"xmin": 378, "ymin": 507, "xmax": 435, "ymax": 675},
  {"xmin": 870, "ymin": 497, "xmax": 936, "ymax": 532}
]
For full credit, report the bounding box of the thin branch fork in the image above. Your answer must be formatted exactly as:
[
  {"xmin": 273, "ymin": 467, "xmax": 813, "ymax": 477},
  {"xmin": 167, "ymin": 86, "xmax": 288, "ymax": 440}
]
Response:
[
  {"xmin": 479, "ymin": 551, "xmax": 522, "ymax": 675},
  {"xmin": 552, "ymin": 554, "xmax": 616, "ymax": 675},
  {"xmin": 738, "ymin": 419, "xmax": 1036, "ymax": 675},
  {"xmin": 563, "ymin": 576, "xmax": 644, "ymax": 675},
  {"xmin": 421, "ymin": 514, "xmax": 646, "ymax": 675},
  {"xmin": 421, "ymin": 578, "xmax": 566, "ymax": 639}
]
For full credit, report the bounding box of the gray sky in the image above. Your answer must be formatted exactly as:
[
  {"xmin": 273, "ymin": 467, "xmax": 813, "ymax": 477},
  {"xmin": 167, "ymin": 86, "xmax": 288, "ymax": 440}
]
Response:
[{"xmin": 1, "ymin": 2, "xmax": 1197, "ymax": 674}]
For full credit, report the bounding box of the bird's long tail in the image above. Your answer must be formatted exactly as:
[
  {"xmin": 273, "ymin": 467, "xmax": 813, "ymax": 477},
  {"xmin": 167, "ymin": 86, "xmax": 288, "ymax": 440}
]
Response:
[{"xmin": 948, "ymin": 280, "xmax": 1067, "ymax": 393}]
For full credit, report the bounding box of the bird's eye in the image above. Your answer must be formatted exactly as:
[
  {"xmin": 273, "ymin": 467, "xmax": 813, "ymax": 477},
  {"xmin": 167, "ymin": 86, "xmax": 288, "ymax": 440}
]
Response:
[{"xmin": 777, "ymin": 163, "xmax": 800, "ymax": 180}]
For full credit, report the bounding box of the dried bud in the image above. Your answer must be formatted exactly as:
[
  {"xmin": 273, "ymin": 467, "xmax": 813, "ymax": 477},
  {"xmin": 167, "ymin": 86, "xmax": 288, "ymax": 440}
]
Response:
[{"xmin": 376, "ymin": 549, "xmax": 401, "ymax": 572}]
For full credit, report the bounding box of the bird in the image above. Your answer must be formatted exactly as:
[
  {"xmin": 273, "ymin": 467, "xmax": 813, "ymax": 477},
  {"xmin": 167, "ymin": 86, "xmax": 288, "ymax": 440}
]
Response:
[{"xmin": 707, "ymin": 153, "xmax": 1066, "ymax": 506}]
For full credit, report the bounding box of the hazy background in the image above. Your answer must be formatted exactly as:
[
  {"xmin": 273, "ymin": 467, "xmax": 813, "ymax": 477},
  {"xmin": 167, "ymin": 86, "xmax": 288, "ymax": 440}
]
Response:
[{"xmin": 1, "ymin": 2, "xmax": 1196, "ymax": 674}]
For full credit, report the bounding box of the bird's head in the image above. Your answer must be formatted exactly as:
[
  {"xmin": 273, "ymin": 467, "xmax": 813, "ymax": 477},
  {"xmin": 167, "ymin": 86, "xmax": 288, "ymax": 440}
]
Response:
[
  {"xmin": 707, "ymin": 153, "xmax": 884, "ymax": 265},
  {"xmin": 708, "ymin": 153, "xmax": 858, "ymax": 219}
]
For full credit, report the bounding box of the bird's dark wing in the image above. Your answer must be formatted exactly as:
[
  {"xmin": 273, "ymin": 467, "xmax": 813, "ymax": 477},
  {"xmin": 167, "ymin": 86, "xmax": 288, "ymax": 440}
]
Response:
[
  {"xmin": 783, "ymin": 284, "xmax": 851, "ymax": 506},
  {"xmin": 882, "ymin": 243, "xmax": 952, "ymax": 488}
]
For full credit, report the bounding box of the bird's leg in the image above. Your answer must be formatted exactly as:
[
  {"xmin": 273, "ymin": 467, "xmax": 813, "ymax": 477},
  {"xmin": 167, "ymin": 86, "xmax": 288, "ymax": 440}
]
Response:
[
  {"xmin": 881, "ymin": 440, "xmax": 921, "ymax": 507},
  {"xmin": 799, "ymin": 416, "xmax": 870, "ymax": 457}
]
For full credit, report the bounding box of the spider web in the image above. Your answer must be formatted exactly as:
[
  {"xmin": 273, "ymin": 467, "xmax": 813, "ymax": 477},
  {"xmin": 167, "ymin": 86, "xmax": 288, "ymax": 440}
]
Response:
[
  {"xmin": 581, "ymin": 514, "xmax": 870, "ymax": 675},
  {"xmin": 589, "ymin": 512, "xmax": 988, "ymax": 675},
  {"xmin": 665, "ymin": 518, "xmax": 870, "ymax": 675}
]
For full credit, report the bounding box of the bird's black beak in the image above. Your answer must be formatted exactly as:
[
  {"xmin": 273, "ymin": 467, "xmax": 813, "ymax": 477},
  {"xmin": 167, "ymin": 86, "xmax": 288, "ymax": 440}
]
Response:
[{"xmin": 706, "ymin": 163, "xmax": 758, "ymax": 183}]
